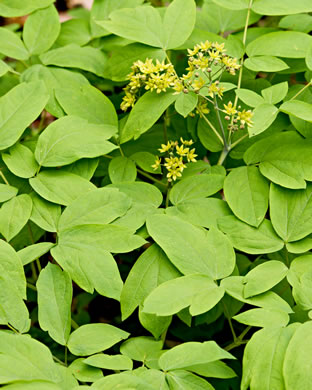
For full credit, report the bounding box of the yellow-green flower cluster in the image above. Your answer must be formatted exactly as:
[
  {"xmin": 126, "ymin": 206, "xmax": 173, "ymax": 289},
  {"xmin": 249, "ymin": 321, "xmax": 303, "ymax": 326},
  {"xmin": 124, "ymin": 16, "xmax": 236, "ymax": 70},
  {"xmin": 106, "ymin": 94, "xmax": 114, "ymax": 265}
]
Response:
[
  {"xmin": 121, "ymin": 59, "xmax": 178, "ymax": 111},
  {"xmin": 223, "ymin": 101, "xmax": 254, "ymax": 131},
  {"xmin": 152, "ymin": 138, "xmax": 197, "ymax": 182}
]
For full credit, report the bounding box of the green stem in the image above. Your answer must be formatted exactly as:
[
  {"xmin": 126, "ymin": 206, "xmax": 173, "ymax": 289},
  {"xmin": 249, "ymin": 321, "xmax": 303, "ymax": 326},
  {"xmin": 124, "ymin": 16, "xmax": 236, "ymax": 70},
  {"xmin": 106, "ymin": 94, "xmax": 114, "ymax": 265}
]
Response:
[
  {"xmin": 200, "ymin": 111, "xmax": 224, "ymax": 145},
  {"xmin": 53, "ymin": 355, "xmax": 66, "ymax": 366},
  {"xmin": 0, "ymin": 170, "xmax": 9, "ymax": 185},
  {"xmin": 137, "ymin": 168, "xmax": 168, "ymax": 188},
  {"xmin": 71, "ymin": 319, "xmax": 79, "ymax": 330},
  {"xmin": 214, "ymin": 95, "xmax": 227, "ymax": 147},
  {"xmin": 27, "ymin": 282, "xmax": 37, "ymax": 291},
  {"xmin": 165, "ymin": 183, "xmax": 171, "ymax": 208},
  {"xmin": 217, "ymin": 148, "xmax": 229, "ymax": 165},
  {"xmin": 290, "ymin": 81, "xmax": 311, "ymax": 101},
  {"xmin": 64, "ymin": 346, "xmax": 68, "ymax": 366},
  {"xmin": 230, "ymin": 133, "xmax": 248, "ymax": 149},
  {"xmin": 37, "ymin": 110, "xmax": 46, "ymax": 133},
  {"xmin": 7, "ymin": 323, "xmax": 19, "ymax": 334},
  {"xmin": 224, "ymin": 326, "xmax": 251, "ymax": 352},
  {"xmin": 231, "ymin": 0, "xmax": 253, "ymax": 127}
]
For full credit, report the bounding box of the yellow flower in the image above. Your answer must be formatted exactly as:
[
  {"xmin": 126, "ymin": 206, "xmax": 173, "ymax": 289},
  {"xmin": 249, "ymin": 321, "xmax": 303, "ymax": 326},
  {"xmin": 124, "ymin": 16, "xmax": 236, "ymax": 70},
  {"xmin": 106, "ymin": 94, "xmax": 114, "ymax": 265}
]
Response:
[
  {"xmin": 158, "ymin": 142, "xmax": 172, "ymax": 153},
  {"xmin": 192, "ymin": 77, "xmax": 205, "ymax": 91},
  {"xmin": 167, "ymin": 168, "xmax": 182, "ymax": 181},
  {"xmin": 120, "ymin": 92, "xmax": 136, "ymax": 111},
  {"xmin": 151, "ymin": 156, "xmax": 162, "ymax": 170},
  {"xmin": 186, "ymin": 148, "xmax": 198, "ymax": 162},
  {"xmin": 176, "ymin": 144, "xmax": 189, "ymax": 156},
  {"xmin": 213, "ymin": 42, "xmax": 225, "ymax": 52},
  {"xmin": 180, "ymin": 138, "xmax": 194, "ymax": 146},
  {"xmin": 223, "ymin": 101, "xmax": 237, "ymax": 116},
  {"xmin": 237, "ymin": 109, "xmax": 254, "ymax": 127},
  {"xmin": 196, "ymin": 100, "xmax": 210, "ymax": 115},
  {"xmin": 208, "ymin": 50, "xmax": 221, "ymax": 62}
]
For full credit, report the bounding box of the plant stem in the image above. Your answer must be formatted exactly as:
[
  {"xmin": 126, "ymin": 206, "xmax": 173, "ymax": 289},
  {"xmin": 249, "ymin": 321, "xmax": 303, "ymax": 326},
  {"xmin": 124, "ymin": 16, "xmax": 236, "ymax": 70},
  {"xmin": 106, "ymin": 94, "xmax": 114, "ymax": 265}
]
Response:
[
  {"xmin": 165, "ymin": 183, "xmax": 171, "ymax": 208},
  {"xmin": 27, "ymin": 282, "xmax": 37, "ymax": 291},
  {"xmin": 71, "ymin": 319, "xmax": 79, "ymax": 330},
  {"xmin": 214, "ymin": 95, "xmax": 227, "ymax": 147},
  {"xmin": 224, "ymin": 326, "xmax": 251, "ymax": 352},
  {"xmin": 230, "ymin": 0, "xmax": 253, "ymax": 128},
  {"xmin": 290, "ymin": 81, "xmax": 311, "ymax": 101},
  {"xmin": 217, "ymin": 148, "xmax": 229, "ymax": 165},
  {"xmin": 64, "ymin": 346, "xmax": 68, "ymax": 366},
  {"xmin": 230, "ymin": 133, "xmax": 248, "ymax": 149},
  {"xmin": 7, "ymin": 323, "xmax": 19, "ymax": 334},
  {"xmin": 0, "ymin": 170, "xmax": 9, "ymax": 185},
  {"xmin": 137, "ymin": 168, "xmax": 167, "ymax": 188},
  {"xmin": 53, "ymin": 355, "xmax": 66, "ymax": 366},
  {"xmin": 200, "ymin": 111, "xmax": 224, "ymax": 145}
]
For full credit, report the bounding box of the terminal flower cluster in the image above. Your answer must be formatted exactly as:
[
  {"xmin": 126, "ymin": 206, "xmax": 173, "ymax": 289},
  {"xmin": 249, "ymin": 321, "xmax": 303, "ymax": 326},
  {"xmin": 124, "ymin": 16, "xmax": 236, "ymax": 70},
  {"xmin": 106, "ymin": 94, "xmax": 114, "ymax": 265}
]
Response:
[
  {"xmin": 223, "ymin": 101, "xmax": 254, "ymax": 131},
  {"xmin": 152, "ymin": 138, "xmax": 197, "ymax": 182},
  {"xmin": 120, "ymin": 59, "xmax": 178, "ymax": 111}
]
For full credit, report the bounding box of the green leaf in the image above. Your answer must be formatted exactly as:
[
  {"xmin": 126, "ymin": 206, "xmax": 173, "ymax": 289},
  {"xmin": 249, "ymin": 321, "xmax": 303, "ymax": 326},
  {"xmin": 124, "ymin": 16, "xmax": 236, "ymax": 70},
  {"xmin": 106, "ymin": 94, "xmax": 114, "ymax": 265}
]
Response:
[
  {"xmin": 108, "ymin": 156, "xmax": 137, "ymax": 184},
  {"xmin": 166, "ymin": 198, "xmax": 231, "ymax": 229},
  {"xmin": 90, "ymin": 371, "xmax": 156, "ymax": 390},
  {"xmin": 0, "ymin": 240, "xmax": 30, "ymax": 332},
  {"xmin": 241, "ymin": 325, "xmax": 299, "ymax": 390},
  {"xmin": 224, "ymin": 166, "xmax": 269, "ymax": 227},
  {"xmin": 18, "ymin": 242, "xmax": 54, "ymax": 266},
  {"xmin": 169, "ymin": 173, "xmax": 225, "ymax": 205},
  {"xmin": 35, "ymin": 116, "xmax": 117, "ymax": 167},
  {"xmin": 61, "ymin": 158, "xmax": 99, "ymax": 180},
  {"xmin": 121, "ymin": 244, "xmax": 180, "ymax": 320},
  {"xmin": 0, "ymin": 60, "xmax": 10, "ymax": 77},
  {"xmin": 233, "ymin": 308, "xmax": 289, "ymax": 328},
  {"xmin": 58, "ymin": 187, "xmax": 131, "ymax": 232},
  {"xmin": 68, "ymin": 324, "xmax": 129, "ymax": 356},
  {"xmin": 280, "ymin": 13, "xmax": 312, "ymax": 33},
  {"xmin": 159, "ymin": 341, "xmax": 234, "ymax": 371},
  {"xmin": 55, "ymin": 84, "xmax": 118, "ymax": 126},
  {"xmin": 261, "ymin": 82, "xmax": 288, "ymax": 104},
  {"xmin": 120, "ymin": 337, "xmax": 162, "ymax": 364},
  {"xmin": 2, "ymin": 144, "xmax": 39, "ymax": 178},
  {"xmin": 29, "ymin": 171, "xmax": 96, "ymax": 206},
  {"xmin": 287, "ymin": 255, "xmax": 312, "ymax": 310},
  {"xmin": 55, "ymin": 19, "xmax": 91, "ymax": 47},
  {"xmin": 29, "ymin": 193, "xmax": 61, "ymax": 233},
  {"xmin": 244, "ymin": 56, "xmax": 289, "ymax": 72},
  {"xmin": 139, "ymin": 309, "xmax": 172, "ymax": 339},
  {"xmin": 40, "ymin": 44, "xmax": 108, "ymax": 78},
  {"xmin": 37, "ymin": 263, "xmax": 72, "ymax": 345},
  {"xmin": 143, "ymin": 274, "xmax": 224, "ymax": 316},
  {"xmin": 147, "ymin": 215, "xmax": 235, "ymax": 279},
  {"xmin": 307, "ymin": 41, "xmax": 312, "ymax": 71},
  {"xmin": 166, "ymin": 370, "xmax": 215, "ymax": 390},
  {"xmin": 0, "ymin": 27, "xmax": 28, "ymax": 60},
  {"xmin": 70, "ymin": 358, "xmax": 103, "ymax": 382},
  {"xmin": 131, "ymin": 151, "xmax": 161, "ymax": 174},
  {"xmin": 0, "ymin": 194, "xmax": 32, "ymax": 241},
  {"xmin": 248, "ymin": 103, "xmax": 279, "ymax": 137},
  {"xmin": 235, "ymin": 89, "xmax": 264, "ymax": 107},
  {"xmin": 280, "ymin": 100, "xmax": 312, "ymax": 122},
  {"xmin": 98, "ymin": 6, "xmax": 164, "ymax": 48},
  {"xmin": 84, "ymin": 354, "xmax": 133, "ymax": 371},
  {"xmin": 0, "ymin": 183, "xmax": 17, "ymax": 203},
  {"xmin": 90, "ymin": 0, "xmax": 145, "ymax": 38},
  {"xmin": 221, "ymin": 276, "xmax": 293, "ymax": 313},
  {"xmin": 120, "ymin": 91, "xmax": 176, "ymax": 143},
  {"xmin": 0, "ymin": 81, "xmax": 49, "ymax": 150},
  {"xmin": 175, "ymin": 92, "xmax": 198, "ymax": 117},
  {"xmin": 0, "ymin": 332, "xmax": 61, "ymax": 384},
  {"xmin": 23, "ymin": 5, "xmax": 60, "ymax": 55},
  {"xmin": 218, "ymin": 216, "xmax": 284, "ymax": 254},
  {"xmin": 183, "ymin": 360, "xmax": 236, "ymax": 379},
  {"xmin": 246, "ymin": 31, "xmax": 312, "ymax": 58},
  {"xmin": 283, "ymin": 322, "xmax": 312, "ymax": 389},
  {"xmin": 211, "ymin": 0, "xmax": 249, "ymax": 10},
  {"xmin": 252, "ymin": 0, "xmax": 312, "ymax": 15},
  {"xmin": 0, "ymin": 0, "xmax": 55, "ymax": 17},
  {"xmin": 270, "ymin": 183, "xmax": 312, "ymax": 242},
  {"xmin": 52, "ymin": 224, "xmax": 144, "ymax": 297},
  {"xmin": 243, "ymin": 260, "xmax": 288, "ymax": 298},
  {"xmin": 0, "ymin": 381, "xmax": 61, "ymax": 390},
  {"xmin": 162, "ymin": 0, "xmax": 196, "ymax": 50},
  {"xmin": 21, "ymin": 64, "xmax": 89, "ymax": 118},
  {"xmin": 286, "ymin": 237, "xmax": 312, "ymax": 254},
  {"xmin": 104, "ymin": 43, "xmax": 165, "ymax": 81}
]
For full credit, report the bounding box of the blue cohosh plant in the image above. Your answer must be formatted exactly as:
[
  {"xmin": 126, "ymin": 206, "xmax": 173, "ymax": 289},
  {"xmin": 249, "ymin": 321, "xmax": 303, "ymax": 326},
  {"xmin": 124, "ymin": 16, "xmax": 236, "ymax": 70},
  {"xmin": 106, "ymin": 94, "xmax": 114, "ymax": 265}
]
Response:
[{"xmin": 0, "ymin": 0, "xmax": 312, "ymax": 389}]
